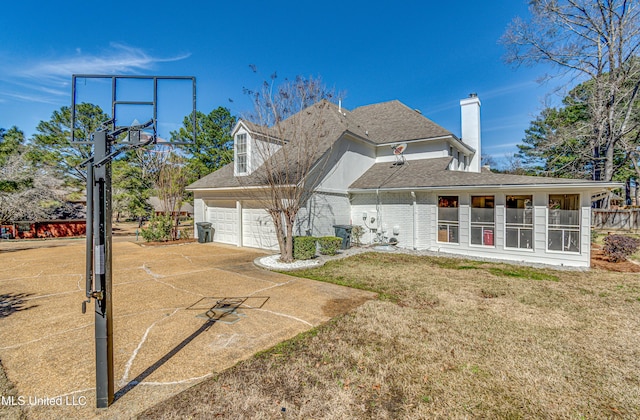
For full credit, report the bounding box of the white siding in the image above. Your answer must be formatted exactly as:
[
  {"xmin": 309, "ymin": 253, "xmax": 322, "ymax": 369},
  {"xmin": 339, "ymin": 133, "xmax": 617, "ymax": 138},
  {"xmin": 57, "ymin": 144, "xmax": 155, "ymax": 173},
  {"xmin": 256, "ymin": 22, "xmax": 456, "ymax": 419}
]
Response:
[
  {"xmin": 350, "ymin": 193, "xmax": 378, "ymax": 245},
  {"xmin": 350, "ymin": 192, "xmax": 414, "ymax": 248},
  {"xmin": 193, "ymin": 198, "xmax": 205, "ymax": 238},
  {"xmin": 298, "ymin": 192, "xmax": 351, "ymax": 237},
  {"xmin": 495, "ymin": 203, "xmax": 505, "ymax": 248},
  {"xmin": 193, "ymin": 186, "xmax": 593, "ymax": 267},
  {"xmin": 415, "ymin": 192, "xmax": 432, "ymax": 249},
  {"xmin": 375, "ymin": 140, "xmax": 450, "ymax": 163},
  {"xmin": 316, "ymin": 137, "xmax": 376, "ymax": 193},
  {"xmin": 351, "ymin": 189, "xmax": 592, "ymax": 267}
]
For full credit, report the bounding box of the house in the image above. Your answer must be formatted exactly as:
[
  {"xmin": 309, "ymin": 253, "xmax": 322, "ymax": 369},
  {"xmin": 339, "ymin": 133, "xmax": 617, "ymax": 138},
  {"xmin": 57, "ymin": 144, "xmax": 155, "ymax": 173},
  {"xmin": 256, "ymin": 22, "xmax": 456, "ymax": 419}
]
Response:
[
  {"xmin": 147, "ymin": 196, "xmax": 194, "ymax": 218},
  {"xmin": 187, "ymin": 95, "xmax": 620, "ymax": 267}
]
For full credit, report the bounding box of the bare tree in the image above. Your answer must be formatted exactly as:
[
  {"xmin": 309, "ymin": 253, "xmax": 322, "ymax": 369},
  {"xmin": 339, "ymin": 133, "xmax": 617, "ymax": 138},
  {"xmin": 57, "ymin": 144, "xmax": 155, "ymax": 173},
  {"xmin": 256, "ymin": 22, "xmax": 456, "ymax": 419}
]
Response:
[
  {"xmin": 156, "ymin": 149, "xmax": 191, "ymax": 240},
  {"xmin": 0, "ymin": 154, "xmax": 60, "ymax": 225},
  {"xmin": 241, "ymin": 75, "xmax": 340, "ymax": 262},
  {"xmin": 502, "ymin": 0, "xmax": 640, "ymax": 184}
]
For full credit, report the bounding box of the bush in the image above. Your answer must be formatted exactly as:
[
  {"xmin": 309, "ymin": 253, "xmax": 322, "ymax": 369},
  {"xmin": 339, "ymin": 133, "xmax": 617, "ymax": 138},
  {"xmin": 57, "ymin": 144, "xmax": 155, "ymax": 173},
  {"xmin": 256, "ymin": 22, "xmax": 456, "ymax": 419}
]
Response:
[
  {"xmin": 318, "ymin": 236, "xmax": 342, "ymax": 256},
  {"xmin": 603, "ymin": 234, "xmax": 640, "ymax": 262},
  {"xmin": 140, "ymin": 214, "xmax": 172, "ymax": 242},
  {"xmin": 293, "ymin": 236, "xmax": 317, "ymax": 260}
]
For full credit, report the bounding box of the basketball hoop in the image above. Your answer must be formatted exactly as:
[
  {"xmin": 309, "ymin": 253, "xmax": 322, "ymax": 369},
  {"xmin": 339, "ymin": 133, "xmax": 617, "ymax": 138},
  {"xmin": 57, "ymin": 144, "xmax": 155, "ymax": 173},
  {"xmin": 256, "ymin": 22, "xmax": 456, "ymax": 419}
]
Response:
[{"xmin": 74, "ymin": 74, "xmax": 196, "ymax": 408}]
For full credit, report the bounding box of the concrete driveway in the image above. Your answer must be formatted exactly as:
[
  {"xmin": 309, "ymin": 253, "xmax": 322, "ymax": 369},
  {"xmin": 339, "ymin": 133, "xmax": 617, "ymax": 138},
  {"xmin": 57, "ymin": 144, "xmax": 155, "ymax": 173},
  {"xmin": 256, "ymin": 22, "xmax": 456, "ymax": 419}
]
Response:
[{"xmin": 0, "ymin": 240, "xmax": 375, "ymax": 419}]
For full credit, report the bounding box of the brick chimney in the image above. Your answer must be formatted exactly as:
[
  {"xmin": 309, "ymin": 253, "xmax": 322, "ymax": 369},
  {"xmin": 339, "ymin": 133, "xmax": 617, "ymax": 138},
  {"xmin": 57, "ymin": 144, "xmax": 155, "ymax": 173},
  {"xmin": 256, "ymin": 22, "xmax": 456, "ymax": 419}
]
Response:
[{"xmin": 460, "ymin": 93, "xmax": 481, "ymax": 173}]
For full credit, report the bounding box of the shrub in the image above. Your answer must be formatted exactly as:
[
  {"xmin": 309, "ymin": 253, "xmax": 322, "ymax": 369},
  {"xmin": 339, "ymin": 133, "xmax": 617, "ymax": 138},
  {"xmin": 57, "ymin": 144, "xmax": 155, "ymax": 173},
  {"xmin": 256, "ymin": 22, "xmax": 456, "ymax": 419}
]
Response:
[
  {"xmin": 140, "ymin": 214, "xmax": 172, "ymax": 242},
  {"xmin": 293, "ymin": 236, "xmax": 317, "ymax": 260},
  {"xmin": 318, "ymin": 236, "xmax": 342, "ymax": 256},
  {"xmin": 603, "ymin": 234, "xmax": 640, "ymax": 262}
]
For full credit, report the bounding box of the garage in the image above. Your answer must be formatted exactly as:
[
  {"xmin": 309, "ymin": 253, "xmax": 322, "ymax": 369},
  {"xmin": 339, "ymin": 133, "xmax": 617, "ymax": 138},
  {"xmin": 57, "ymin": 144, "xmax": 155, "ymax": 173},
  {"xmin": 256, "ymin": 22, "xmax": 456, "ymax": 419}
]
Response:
[
  {"xmin": 242, "ymin": 202, "xmax": 279, "ymax": 250},
  {"xmin": 203, "ymin": 200, "xmax": 279, "ymax": 250},
  {"xmin": 206, "ymin": 201, "xmax": 238, "ymax": 245}
]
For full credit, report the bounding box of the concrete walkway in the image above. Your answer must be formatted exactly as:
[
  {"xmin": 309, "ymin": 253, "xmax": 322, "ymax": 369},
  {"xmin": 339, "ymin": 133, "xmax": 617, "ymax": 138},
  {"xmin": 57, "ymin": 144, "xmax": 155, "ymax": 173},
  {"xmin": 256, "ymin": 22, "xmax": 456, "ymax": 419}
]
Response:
[{"xmin": 0, "ymin": 240, "xmax": 375, "ymax": 419}]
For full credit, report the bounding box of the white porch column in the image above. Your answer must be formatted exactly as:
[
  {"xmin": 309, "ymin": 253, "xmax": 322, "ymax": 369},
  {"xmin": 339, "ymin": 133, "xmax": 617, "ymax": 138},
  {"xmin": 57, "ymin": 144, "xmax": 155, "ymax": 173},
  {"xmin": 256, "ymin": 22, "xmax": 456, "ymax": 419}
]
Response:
[{"xmin": 236, "ymin": 200, "xmax": 243, "ymax": 247}]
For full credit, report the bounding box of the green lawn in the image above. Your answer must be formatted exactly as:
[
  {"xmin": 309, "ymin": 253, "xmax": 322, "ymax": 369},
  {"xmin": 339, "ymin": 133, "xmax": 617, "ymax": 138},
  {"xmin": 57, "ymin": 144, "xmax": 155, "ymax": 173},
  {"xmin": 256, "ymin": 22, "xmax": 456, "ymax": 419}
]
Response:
[{"xmin": 141, "ymin": 252, "xmax": 640, "ymax": 419}]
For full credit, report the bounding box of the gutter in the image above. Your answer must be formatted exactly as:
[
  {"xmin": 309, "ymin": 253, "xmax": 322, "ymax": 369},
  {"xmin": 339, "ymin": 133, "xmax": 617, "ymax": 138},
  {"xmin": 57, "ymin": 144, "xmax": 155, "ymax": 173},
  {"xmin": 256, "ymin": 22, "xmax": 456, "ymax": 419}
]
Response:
[
  {"xmin": 186, "ymin": 184, "xmax": 297, "ymax": 192},
  {"xmin": 348, "ymin": 182, "xmax": 624, "ymax": 193}
]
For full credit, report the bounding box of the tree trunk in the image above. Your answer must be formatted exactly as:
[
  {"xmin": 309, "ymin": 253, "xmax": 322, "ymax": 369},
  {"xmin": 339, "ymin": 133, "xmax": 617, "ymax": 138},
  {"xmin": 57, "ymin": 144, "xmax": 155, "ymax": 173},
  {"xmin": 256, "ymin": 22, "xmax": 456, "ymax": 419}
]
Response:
[
  {"xmin": 603, "ymin": 131, "xmax": 615, "ymax": 183},
  {"xmin": 269, "ymin": 210, "xmax": 287, "ymax": 260},
  {"xmin": 282, "ymin": 217, "xmax": 295, "ymax": 263}
]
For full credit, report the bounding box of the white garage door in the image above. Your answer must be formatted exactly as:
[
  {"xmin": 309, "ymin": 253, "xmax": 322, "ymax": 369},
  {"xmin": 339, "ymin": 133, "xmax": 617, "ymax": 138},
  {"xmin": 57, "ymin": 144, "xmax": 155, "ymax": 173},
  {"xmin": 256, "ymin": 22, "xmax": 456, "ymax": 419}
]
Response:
[
  {"xmin": 242, "ymin": 203, "xmax": 279, "ymax": 250},
  {"xmin": 206, "ymin": 201, "xmax": 238, "ymax": 245}
]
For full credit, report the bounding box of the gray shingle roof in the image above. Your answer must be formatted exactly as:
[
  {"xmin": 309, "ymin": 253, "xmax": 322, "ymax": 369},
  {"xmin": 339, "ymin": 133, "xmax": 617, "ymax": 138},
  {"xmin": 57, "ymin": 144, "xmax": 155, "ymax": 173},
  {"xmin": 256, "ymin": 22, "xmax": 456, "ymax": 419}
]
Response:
[
  {"xmin": 350, "ymin": 100, "xmax": 453, "ymax": 143},
  {"xmin": 349, "ymin": 157, "xmax": 607, "ymax": 190},
  {"xmin": 188, "ymin": 99, "xmax": 458, "ymax": 190},
  {"xmin": 189, "ymin": 100, "xmax": 358, "ymax": 190}
]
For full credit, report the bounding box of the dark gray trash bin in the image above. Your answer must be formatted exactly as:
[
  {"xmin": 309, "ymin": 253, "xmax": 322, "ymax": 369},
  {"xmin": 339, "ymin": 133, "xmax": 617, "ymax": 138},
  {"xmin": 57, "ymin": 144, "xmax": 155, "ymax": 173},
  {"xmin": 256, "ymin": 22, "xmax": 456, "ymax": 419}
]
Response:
[
  {"xmin": 196, "ymin": 222, "xmax": 213, "ymax": 243},
  {"xmin": 333, "ymin": 224, "xmax": 353, "ymax": 249}
]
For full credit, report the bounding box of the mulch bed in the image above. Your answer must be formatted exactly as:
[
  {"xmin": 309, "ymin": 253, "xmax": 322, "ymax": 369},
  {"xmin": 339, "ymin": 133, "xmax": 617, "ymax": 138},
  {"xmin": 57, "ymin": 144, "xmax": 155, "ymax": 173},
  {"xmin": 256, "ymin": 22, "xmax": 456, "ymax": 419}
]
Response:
[
  {"xmin": 591, "ymin": 245, "xmax": 640, "ymax": 272},
  {"xmin": 138, "ymin": 238, "xmax": 197, "ymax": 247}
]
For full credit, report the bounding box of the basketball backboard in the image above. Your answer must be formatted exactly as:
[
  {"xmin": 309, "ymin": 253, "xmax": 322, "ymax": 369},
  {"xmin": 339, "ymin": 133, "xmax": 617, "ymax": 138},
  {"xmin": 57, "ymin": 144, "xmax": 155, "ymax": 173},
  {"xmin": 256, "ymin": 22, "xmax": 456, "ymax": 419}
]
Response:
[{"xmin": 71, "ymin": 75, "xmax": 196, "ymax": 145}]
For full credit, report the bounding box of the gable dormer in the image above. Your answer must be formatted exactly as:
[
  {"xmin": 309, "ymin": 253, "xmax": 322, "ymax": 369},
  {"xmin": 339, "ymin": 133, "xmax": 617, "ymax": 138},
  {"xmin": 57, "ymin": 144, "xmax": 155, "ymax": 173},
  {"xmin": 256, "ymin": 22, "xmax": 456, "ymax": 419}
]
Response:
[
  {"xmin": 232, "ymin": 120, "xmax": 284, "ymax": 177},
  {"xmin": 233, "ymin": 125, "xmax": 250, "ymax": 176}
]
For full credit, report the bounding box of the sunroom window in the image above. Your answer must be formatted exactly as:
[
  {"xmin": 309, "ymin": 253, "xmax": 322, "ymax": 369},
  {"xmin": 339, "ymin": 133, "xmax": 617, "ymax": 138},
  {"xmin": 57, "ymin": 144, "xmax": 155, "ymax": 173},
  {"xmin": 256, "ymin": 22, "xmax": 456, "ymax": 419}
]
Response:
[
  {"xmin": 235, "ymin": 133, "xmax": 247, "ymax": 174},
  {"xmin": 548, "ymin": 194, "xmax": 580, "ymax": 252},
  {"xmin": 505, "ymin": 195, "xmax": 533, "ymax": 249},
  {"xmin": 471, "ymin": 195, "xmax": 495, "ymax": 246},
  {"xmin": 437, "ymin": 196, "xmax": 459, "ymax": 243}
]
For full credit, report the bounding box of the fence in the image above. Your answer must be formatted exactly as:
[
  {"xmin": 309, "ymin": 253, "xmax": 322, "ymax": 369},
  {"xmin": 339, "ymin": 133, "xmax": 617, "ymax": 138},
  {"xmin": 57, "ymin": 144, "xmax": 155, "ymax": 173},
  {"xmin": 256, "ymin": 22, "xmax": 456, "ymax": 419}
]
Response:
[
  {"xmin": 592, "ymin": 209, "xmax": 640, "ymax": 230},
  {"xmin": 0, "ymin": 220, "xmax": 86, "ymax": 239}
]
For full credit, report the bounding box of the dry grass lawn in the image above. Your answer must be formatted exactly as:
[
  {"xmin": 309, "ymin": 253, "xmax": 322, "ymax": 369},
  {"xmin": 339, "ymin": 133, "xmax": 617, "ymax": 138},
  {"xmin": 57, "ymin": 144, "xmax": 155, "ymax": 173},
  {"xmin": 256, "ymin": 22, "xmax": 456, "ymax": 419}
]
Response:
[{"xmin": 139, "ymin": 253, "xmax": 637, "ymax": 418}]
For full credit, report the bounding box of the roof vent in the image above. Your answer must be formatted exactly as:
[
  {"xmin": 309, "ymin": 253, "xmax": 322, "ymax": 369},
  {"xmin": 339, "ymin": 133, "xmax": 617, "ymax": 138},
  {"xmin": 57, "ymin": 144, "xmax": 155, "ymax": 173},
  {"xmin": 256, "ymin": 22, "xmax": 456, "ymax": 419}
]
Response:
[{"xmin": 414, "ymin": 109, "xmax": 422, "ymax": 114}]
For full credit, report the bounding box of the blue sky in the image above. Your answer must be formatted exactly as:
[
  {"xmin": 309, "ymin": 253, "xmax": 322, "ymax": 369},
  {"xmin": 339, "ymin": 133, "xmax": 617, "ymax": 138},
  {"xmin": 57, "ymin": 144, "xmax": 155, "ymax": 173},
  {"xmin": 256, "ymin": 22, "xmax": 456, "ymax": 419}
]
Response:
[{"xmin": 1, "ymin": 0, "xmax": 564, "ymax": 166}]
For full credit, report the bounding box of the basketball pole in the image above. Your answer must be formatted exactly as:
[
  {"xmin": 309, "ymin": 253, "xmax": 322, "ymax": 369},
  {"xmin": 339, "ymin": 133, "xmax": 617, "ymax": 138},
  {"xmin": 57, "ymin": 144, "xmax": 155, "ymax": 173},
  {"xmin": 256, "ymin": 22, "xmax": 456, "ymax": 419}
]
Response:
[
  {"xmin": 92, "ymin": 130, "xmax": 115, "ymax": 408},
  {"xmin": 75, "ymin": 74, "xmax": 196, "ymax": 409}
]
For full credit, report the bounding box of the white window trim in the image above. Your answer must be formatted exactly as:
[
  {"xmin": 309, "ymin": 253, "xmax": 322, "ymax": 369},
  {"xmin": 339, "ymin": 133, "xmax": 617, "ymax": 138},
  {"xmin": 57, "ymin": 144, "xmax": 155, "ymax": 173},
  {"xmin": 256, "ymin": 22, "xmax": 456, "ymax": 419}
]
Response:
[
  {"xmin": 469, "ymin": 196, "xmax": 496, "ymax": 248},
  {"xmin": 437, "ymin": 196, "xmax": 460, "ymax": 244},
  {"xmin": 546, "ymin": 193, "xmax": 581, "ymax": 254},
  {"xmin": 504, "ymin": 195, "xmax": 535, "ymax": 251},
  {"xmin": 235, "ymin": 133, "xmax": 249, "ymax": 176}
]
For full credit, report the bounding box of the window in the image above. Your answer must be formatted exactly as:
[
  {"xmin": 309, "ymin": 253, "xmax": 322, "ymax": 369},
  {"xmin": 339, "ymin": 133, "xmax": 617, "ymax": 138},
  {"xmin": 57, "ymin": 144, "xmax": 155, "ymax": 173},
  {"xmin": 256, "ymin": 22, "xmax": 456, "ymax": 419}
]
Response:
[
  {"xmin": 438, "ymin": 196, "xmax": 459, "ymax": 243},
  {"xmin": 463, "ymin": 155, "xmax": 468, "ymax": 170},
  {"xmin": 505, "ymin": 195, "xmax": 533, "ymax": 249},
  {"xmin": 471, "ymin": 195, "xmax": 495, "ymax": 246},
  {"xmin": 235, "ymin": 133, "xmax": 247, "ymax": 174},
  {"xmin": 548, "ymin": 194, "xmax": 580, "ymax": 252}
]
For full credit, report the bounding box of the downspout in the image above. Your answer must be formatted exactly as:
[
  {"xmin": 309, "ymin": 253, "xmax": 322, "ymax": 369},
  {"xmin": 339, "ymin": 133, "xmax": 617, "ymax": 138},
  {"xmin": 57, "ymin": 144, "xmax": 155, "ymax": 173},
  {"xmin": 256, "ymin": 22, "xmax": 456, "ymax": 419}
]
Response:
[
  {"xmin": 376, "ymin": 188, "xmax": 381, "ymax": 241},
  {"xmin": 411, "ymin": 191, "xmax": 417, "ymax": 250}
]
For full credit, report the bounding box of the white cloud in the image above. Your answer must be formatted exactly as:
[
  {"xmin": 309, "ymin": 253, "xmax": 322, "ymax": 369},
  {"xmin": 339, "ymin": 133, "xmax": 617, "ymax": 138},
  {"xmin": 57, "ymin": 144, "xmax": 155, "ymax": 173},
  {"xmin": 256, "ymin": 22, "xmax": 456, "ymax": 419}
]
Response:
[
  {"xmin": 22, "ymin": 43, "xmax": 190, "ymax": 81},
  {"xmin": 2, "ymin": 43, "xmax": 191, "ymax": 105},
  {"xmin": 479, "ymin": 81, "xmax": 537, "ymax": 101}
]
